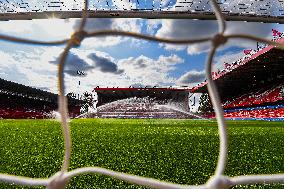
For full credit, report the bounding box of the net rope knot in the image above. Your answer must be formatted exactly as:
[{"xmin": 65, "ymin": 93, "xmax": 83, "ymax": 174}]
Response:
[
  {"xmin": 206, "ymin": 175, "xmax": 232, "ymax": 189},
  {"xmin": 70, "ymin": 31, "xmax": 87, "ymax": 47},
  {"xmin": 212, "ymin": 34, "xmax": 227, "ymax": 47},
  {"xmin": 46, "ymin": 172, "xmax": 69, "ymax": 189}
]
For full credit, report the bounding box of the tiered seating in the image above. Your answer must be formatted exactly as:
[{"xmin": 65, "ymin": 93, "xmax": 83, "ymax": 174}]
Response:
[
  {"xmin": 253, "ymin": 87, "xmax": 283, "ymax": 104},
  {"xmin": 207, "ymin": 107, "xmax": 284, "ymax": 119},
  {"xmin": 0, "ymin": 106, "xmax": 80, "ymax": 119},
  {"xmin": 0, "ymin": 107, "xmax": 46, "ymax": 119},
  {"xmin": 223, "ymin": 85, "xmax": 283, "ymax": 109},
  {"xmin": 236, "ymin": 95, "xmax": 257, "ymax": 107},
  {"xmin": 0, "ymin": 92, "xmax": 81, "ymax": 119},
  {"xmin": 209, "ymin": 84, "xmax": 284, "ymax": 119},
  {"xmin": 224, "ymin": 107, "xmax": 284, "ymax": 118}
]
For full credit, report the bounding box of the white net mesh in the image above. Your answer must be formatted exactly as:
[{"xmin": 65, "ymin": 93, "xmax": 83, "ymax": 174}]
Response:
[{"xmin": 0, "ymin": 0, "xmax": 283, "ymax": 189}]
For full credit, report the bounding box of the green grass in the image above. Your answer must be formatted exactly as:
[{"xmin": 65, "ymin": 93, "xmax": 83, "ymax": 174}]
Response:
[{"xmin": 0, "ymin": 119, "xmax": 283, "ymax": 188}]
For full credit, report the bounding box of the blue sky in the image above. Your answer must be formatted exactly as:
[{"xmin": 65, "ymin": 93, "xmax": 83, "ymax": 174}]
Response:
[
  {"xmin": 0, "ymin": 0, "xmax": 284, "ymax": 109},
  {"xmin": 1, "ymin": 0, "xmax": 284, "ymax": 96},
  {"xmin": 1, "ymin": 1, "xmax": 284, "ymax": 111},
  {"xmin": 1, "ymin": 18, "xmax": 283, "ymax": 94},
  {"xmin": 0, "ymin": 0, "xmax": 284, "ymax": 112}
]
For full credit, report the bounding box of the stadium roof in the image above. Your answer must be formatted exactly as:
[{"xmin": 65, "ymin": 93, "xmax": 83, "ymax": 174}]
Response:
[
  {"xmin": 191, "ymin": 38, "xmax": 284, "ymax": 100},
  {"xmin": 94, "ymin": 87, "xmax": 190, "ymax": 106}
]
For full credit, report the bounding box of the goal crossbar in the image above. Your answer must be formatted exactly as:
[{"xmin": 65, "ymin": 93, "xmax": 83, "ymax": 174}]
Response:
[{"xmin": 1, "ymin": 10, "xmax": 284, "ymax": 23}]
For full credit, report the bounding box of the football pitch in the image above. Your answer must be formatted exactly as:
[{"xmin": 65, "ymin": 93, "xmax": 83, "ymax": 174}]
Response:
[{"xmin": 0, "ymin": 119, "xmax": 283, "ymax": 189}]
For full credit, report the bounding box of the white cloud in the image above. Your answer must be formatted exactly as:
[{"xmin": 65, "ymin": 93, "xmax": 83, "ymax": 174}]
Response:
[
  {"xmin": 73, "ymin": 18, "xmax": 113, "ymax": 32},
  {"xmin": 176, "ymin": 70, "xmax": 205, "ymax": 86},
  {"xmin": 162, "ymin": 44, "xmax": 188, "ymax": 51},
  {"xmin": 146, "ymin": 19, "xmax": 162, "ymax": 35},
  {"xmin": 0, "ymin": 51, "xmax": 29, "ymax": 84},
  {"xmin": 0, "ymin": 18, "xmax": 143, "ymax": 49},
  {"xmin": 0, "ymin": 47, "xmax": 95, "ymax": 94},
  {"xmin": 50, "ymin": 51, "xmax": 94, "ymax": 77},
  {"xmin": 73, "ymin": 18, "xmax": 143, "ymax": 48},
  {"xmin": 0, "ymin": 19, "xmax": 76, "ymax": 40},
  {"xmin": 213, "ymin": 51, "xmax": 245, "ymax": 71},
  {"xmin": 175, "ymin": 50, "xmax": 246, "ymax": 87},
  {"xmin": 156, "ymin": 19, "xmax": 274, "ymax": 55},
  {"xmin": 118, "ymin": 54, "xmax": 184, "ymax": 86},
  {"xmin": 0, "ymin": 42, "xmax": 186, "ymax": 95},
  {"xmin": 87, "ymin": 53, "xmax": 123, "ymax": 74},
  {"xmin": 156, "ymin": 19, "xmax": 218, "ymax": 54},
  {"xmin": 0, "ymin": 48, "xmax": 60, "ymax": 92}
]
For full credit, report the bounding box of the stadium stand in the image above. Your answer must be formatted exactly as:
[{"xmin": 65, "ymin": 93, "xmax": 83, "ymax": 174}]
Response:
[
  {"xmin": 205, "ymin": 107, "xmax": 284, "ymax": 121},
  {"xmin": 0, "ymin": 78, "xmax": 82, "ymax": 119},
  {"xmin": 192, "ymin": 36, "xmax": 284, "ymax": 98},
  {"xmin": 82, "ymin": 88, "xmax": 201, "ymax": 119},
  {"xmin": 80, "ymin": 97, "xmax": 199, "ymax": 119},
  {"xmin": 224, "ymin": 106, "xmax": 284, "ymax": 118},
  {"xmin": 223, "ymin": 85, "xmax": 284, "ymax": 109},
  {"xmin": 192, "ymin": 30, "xmax": 284, "ymax": 120},
  {"xmin": 199, "ymin": 87, "xmax": 284, "ymax": 120}
]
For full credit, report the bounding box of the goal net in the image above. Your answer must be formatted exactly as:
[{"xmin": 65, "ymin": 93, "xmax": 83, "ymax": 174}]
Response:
[{"xmin": 0, "ymin": 0, "xmax": 283, "ymax": 189}]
